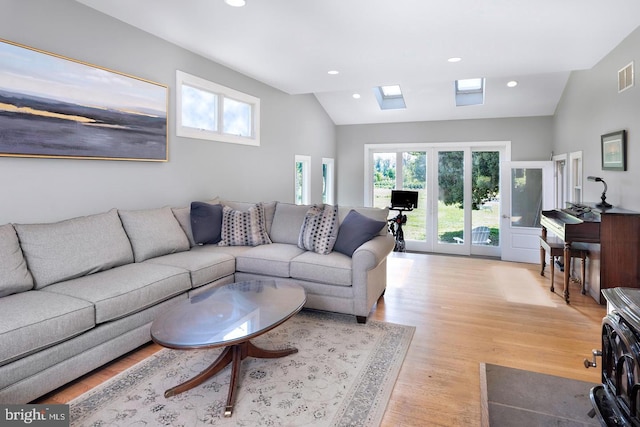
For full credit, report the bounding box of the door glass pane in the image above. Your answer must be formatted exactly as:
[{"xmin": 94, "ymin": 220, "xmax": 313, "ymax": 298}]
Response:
[
  {"xmin": 402, "ymin": 152, "xmax": 426, "ymax": 241},
  {"xmin": 437, "ymin": 151, "xmax": 464, "ymax": 243},
  {"xmin": 511, "ymin": 168, "xmax": 543, "ymax": 227},
  {"xmin": 373, "ymin": 153, "xmax": 396, "ymax": 209},
  {"xmin": 471, "ymin": 151, "xmax": 500, "ymax": 246}
]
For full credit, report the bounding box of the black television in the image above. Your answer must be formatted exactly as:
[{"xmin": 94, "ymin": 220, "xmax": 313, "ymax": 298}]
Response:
[{"xmin": 390, "ymin": 190, "xmax": 419, "ymax": 209}]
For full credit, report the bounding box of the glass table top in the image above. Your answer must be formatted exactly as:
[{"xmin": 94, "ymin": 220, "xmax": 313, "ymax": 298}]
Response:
[{"xmin": 151, "ymin": 280, "xmax": 306, "ymax": 349}]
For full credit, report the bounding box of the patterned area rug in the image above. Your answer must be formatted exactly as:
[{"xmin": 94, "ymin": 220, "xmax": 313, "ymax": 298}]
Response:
[{"xmin": 70, "ymin": 310, "xmax": 414, "ymax": 426}]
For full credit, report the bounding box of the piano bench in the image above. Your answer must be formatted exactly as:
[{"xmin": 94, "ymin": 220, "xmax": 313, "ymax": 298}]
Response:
[{"xmin": 539, "ymin": 236, "xmax": 589, "ymax": 303}]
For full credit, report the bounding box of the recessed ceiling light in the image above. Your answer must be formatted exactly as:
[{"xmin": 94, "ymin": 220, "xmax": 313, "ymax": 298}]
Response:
[
  {"xmin": 328, "ymin": 70, "xmax": 339, "ymax": 75},
  {"xmin": 507, "ymin": 80, "xmax": 518, "ymax": 87},
  {"xmin": 224, "ymin": 0, "xmax": 246, "ymax": 6},
  {"xmin": 448, "ymin": 57, "xmax": 462, "ymax": 63},
  {"xmin": 352, "ymin": 93, "xmax": 361, "ymax": 99}
]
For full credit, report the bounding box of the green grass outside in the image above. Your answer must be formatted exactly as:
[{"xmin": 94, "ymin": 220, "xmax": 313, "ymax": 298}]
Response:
[{"xmin": 374, "ymin": 188, "xmax": 500, "ymax": 245}]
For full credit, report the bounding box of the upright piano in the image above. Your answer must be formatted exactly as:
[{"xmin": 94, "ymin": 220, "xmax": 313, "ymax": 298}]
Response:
[{"xmin": 541, "ymin": 203, "xmax": 640, "ymax": 304}]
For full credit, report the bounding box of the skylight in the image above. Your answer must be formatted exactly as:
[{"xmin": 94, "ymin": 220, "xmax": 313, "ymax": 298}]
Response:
[
  {"xmin": 455, "ymin": 78, "xmax": 485, "ymax": 106},
  {"xmin": 380, "ymin": 85, "xmax": 403, "ymax": 97},
  {"xmin": 373, "ymin": 84, "xmax": 406, "ymax": 110}
]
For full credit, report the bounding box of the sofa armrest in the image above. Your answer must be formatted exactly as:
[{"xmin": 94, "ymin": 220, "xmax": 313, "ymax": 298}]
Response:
[
  {"xmin": 352, "ymin": 234, "xmax": 395, "ymax": 271},
  {"xmin": 351, "ymin": 233, "xmax": 395, "ymax": 320}
]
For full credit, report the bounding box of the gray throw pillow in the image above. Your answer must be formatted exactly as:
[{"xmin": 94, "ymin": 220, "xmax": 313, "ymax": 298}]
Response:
[
  {"xmin": 14, "ymin": 209, "xmax": 134, "ymax": 289},
  {"xmin": 190, "ymin": 202, "xmax": 223, "ymax": 245},
  {"xmin": 0, "ymin": 224, "xmax": 34, "ymax": 297},
  {"xmin": 219, "ymin": 203, "xmax": 272, "ymax": 247},
  {"xmin": 298, "ymin": 204, "xmax": 339, "ymax": 255},
  {"xmin": 333, "ymin": 209, "xmax": 386, "ymax": 256},
  {"xmin": 171, "ymin": 206, "xmax": 195, "ymax": 247},
  {"xmin": 119, "ymin": 207, "xmax": 190, "ymax": 262}
]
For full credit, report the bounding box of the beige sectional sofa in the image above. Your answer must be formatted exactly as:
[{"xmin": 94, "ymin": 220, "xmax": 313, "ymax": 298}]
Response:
[{"xmin": 0, "ymin": 199, "xmax": 394, "ymax": 403}]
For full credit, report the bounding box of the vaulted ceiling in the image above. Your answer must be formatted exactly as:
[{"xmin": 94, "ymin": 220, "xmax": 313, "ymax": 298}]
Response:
[{"xmin": 75, "ymin": 0, "xmax": 640, "ymax": 125}]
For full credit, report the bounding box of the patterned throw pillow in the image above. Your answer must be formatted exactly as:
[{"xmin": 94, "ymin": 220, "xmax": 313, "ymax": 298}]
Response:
[
  {"xmin": 219, "ymin": 203, "xmax": 272, "ymax": 247},
  {"xmin": 298, "ymin": 204, "xmax": 339, "ymax": 255}
]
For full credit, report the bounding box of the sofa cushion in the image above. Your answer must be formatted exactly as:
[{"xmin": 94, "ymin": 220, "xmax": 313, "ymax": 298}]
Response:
[
  {"xmin": 290, "ymin": 251, "xmax": 353, "ymax": 287},
  {"xmin": 219, "ymin": 203, "xmax": 272, "ymax": 247},
  {"xmin": 14, "ymin": 209, "xmax": 134, "ymax": 289},
  {"xmin": 190, "ymin": 202, "xmax": 223, "ymax": 245},
  {"xmin": 42, "ymin": 263, "xmax": 191, "ymax": 324},
  {"xmin": 0, "ymin": 224, "xmax": 33, "ymax": 297},
  {"xmin": 298, "ymin": 204, "xmax": 339, "ymax": 255},
  {"xmin": 270, "ymin": 203, "xmax": 314, "ymax": 244},
  {"xmin": 119, "ymin": 207, "xmax": 190, "ymax": 262},
  {"xmin": 236, "ymin": 243, "xmax": 305, "ymax": 277},
  {"xmin": 221, "ymin": 200, "xmax": 276, "ymax": 235},
  {"xmin": 0, "ymin": 291, "xmax": 94, "ymax": 366},
  {"xmin": 333, "ymin": 209, "xmax": 387, "ymax": 256},
  {"xmin": 172, "ymin": 206, "xmax": 196, "ymax": 247},
  {"xmin": 144, "ymin": 249, "xmax": 235, "ymax": 288}
]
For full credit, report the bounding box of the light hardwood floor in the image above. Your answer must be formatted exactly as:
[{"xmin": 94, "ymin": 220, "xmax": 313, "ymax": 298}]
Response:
[{"xmin": 35, "ymin": 252, "xmax": 606, "ymax": 426}]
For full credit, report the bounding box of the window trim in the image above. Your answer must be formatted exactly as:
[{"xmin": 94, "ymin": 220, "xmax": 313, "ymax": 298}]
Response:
[{"xmin": 176, "ymin": 70, "xmax": 260, "ymax": 146}]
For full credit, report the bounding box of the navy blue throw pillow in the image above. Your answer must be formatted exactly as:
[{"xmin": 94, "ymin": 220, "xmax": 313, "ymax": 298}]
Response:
[
  {"xmin": 333, "ymin": 210, "xmax": 386, "ymax": 256},
  {"xmin": 190, "ymin": 202, "xmax": 223, "ymax": 245}
]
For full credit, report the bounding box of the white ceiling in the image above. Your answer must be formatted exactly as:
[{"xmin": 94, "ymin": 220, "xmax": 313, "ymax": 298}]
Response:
[{"xmin": 75, "ymin": 0, "xmax": 640, "ymax": 125}]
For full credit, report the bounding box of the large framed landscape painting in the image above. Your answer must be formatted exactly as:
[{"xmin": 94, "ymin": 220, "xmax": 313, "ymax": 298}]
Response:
[{"xmin": 0, "ymin": 39, "xmax": 168, "ymax": 161}]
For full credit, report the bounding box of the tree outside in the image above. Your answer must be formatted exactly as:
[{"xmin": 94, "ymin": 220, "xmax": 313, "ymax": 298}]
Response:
[{"xmin": 372, "ymin": 151, "xmax": 500, "ymax": 246}]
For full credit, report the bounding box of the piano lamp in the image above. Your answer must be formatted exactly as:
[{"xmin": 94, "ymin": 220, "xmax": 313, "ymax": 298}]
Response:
[{"xmin": 587, "ymin": 176, "xmax": 612, "ymax": 208}]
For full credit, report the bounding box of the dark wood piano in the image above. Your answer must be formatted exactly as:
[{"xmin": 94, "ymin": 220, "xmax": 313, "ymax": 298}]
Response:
[{"xmin": 541, "ymin": 203, "xmax": 640, "ymax": 304}]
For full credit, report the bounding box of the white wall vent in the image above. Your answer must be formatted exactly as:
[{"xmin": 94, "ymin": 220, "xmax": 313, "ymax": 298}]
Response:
[{"xmin": 618, "ymin": 61, "xmax": 634, "ymax": 93}]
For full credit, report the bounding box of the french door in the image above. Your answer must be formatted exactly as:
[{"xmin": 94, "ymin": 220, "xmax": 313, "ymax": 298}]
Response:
[{"xmin": 366, "ymin": 142, "xmax": 508, "ymax": 257}]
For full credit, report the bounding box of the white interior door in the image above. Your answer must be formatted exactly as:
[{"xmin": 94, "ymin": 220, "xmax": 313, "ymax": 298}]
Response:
[{"xmin": 500, "ymin": 161, "xmax": 553, "ymax": 263}]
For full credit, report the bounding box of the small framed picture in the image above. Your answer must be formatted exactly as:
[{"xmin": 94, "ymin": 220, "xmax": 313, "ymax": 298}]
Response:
[{"xmin": 601, "ymin": 130, "xmax": 627, "ymax": 171}]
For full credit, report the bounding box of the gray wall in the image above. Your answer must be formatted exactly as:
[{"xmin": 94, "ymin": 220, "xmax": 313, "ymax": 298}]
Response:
[
  {"xmin": 0, "ymin": 0, "xmax": 336, "ymax": 224},
  {"xmin": 553, "ymin": 26, "xmax": 640, "ymax": 210},
  {"xmin": 336, "ymin": 117, "xmax": 553, "ymax": 205}
]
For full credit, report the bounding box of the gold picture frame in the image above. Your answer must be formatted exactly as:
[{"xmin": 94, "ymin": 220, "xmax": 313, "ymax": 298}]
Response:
[{"xmin": 0, "ymin": 38, "xmax": 168, "ymax": 161}]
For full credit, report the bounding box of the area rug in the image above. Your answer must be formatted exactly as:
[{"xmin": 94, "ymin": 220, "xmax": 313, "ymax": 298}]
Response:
[
  {"xmin": 480, "ymin": 363, "xmax": 599, "ymax": 427},
  {"xmin": 70, "ymin": 310, "xmax": 414, "ymax": 426}
]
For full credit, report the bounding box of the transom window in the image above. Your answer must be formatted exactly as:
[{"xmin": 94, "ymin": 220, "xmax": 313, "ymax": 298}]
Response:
[{"xmin": 176, "ymin": 70, "xmax": 260, "ymax": 146}]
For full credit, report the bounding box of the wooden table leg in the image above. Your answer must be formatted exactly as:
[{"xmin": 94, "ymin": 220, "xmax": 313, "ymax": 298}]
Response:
[
  {"xmin": 581, "ymin": 253, "xmax": 587, "ymax": 295},
  {"xmin": 550, "ymin": 250, "xmax": 555, "ymax": 292},
  {"xmin": 164, "ymin": 341, "xmax": 298, "ymax": 417},
  {"xmin": 540, "ymin": 227, "xmax": 547, "ymax": 276},
  {"xmin": 164, "ymin": 346, "xmax": 233, "ymax": 398},
  {"xmin": 224, "ymin": 346, "xmax": 243, "ymax": 417},
  {"xmin": 563, "ymin": 242, "xmax": 571, "ymax": 304}
]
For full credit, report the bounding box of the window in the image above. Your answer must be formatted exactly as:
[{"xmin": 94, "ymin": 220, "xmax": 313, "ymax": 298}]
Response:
[
  {"xmin": 176, "ymin": 70, "xmax": 260, "ymax": 146},
  {"xmin": 322, "ymin": 158, "xmax": 335, "ymax": 204},
  {"xmin": 569, "ymin": 151, "xmax": 583, "ymax": 203},
  {"xmin": 295, "ymin": 155, "xmax": 311, "ymax": 205},
  {"xmin": 455, "ymin": 78, "xmax": 485, "ymax": 106}
]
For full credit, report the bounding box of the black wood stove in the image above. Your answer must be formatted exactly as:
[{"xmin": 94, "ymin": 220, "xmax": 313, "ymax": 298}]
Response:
[{"xmin": 587, "ymin": 287, "xmax": 640, "ymax": 426}]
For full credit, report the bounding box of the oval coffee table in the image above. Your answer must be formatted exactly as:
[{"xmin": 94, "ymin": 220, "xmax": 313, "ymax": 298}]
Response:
[{"xmin": 150, "ymin": 279, "xmax": 306, "ymax": 417}]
